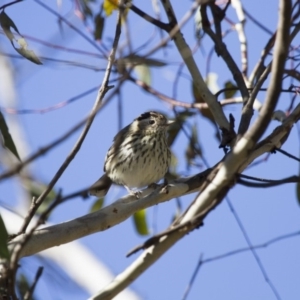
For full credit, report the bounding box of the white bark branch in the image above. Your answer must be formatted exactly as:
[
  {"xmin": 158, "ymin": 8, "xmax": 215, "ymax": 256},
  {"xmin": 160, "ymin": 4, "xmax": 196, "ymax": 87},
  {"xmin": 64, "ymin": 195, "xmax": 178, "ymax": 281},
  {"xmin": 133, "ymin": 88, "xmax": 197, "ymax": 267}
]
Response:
[
  {"xmin": 89, "ymin": 1, "xmax": 293, "ymax": 298},
  {"xmin": 10, "ymin": 99, "xmax": 300, "ymax": 262},
  {"xmin": 159, "ymin": 0, "xmax": 230, "ymax": 131}
]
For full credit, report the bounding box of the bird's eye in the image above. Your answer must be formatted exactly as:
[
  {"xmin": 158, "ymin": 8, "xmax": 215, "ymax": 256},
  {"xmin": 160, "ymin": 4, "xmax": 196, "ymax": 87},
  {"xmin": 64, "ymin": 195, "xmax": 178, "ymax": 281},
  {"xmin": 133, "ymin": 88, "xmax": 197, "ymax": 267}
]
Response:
[{"xmin": 149, "ymin": 120, "xmax": 155, "ymax": 125}]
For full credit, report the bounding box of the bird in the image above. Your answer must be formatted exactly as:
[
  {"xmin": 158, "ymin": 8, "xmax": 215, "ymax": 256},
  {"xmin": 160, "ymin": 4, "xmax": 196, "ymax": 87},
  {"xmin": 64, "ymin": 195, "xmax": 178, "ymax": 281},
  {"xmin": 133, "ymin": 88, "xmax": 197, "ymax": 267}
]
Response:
[{"xmin": 89, "ymin": 111, "xmax": 173, "ymax": 198}]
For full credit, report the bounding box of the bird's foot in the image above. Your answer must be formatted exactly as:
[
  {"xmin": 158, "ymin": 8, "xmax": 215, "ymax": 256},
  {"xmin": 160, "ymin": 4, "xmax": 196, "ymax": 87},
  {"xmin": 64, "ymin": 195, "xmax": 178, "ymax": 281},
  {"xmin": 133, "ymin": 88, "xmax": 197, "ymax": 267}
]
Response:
[
  {"xmin": 125, "ymin": 186, "xmax": 142, "ymax": 199},
  {"xmin": 147, "ymin": 183, "xmax": 160, "ymax": 190},
  {"xmin": 161, "ymin": 178, "xmax": 169, "ymax": 194}
]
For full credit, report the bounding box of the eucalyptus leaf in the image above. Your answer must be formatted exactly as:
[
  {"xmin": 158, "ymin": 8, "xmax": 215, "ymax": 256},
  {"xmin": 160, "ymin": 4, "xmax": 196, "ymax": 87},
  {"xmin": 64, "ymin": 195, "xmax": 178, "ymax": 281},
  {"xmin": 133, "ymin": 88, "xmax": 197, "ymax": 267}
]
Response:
[
  {"xmin": 0, "ymin": 111, "xmax": 21, "ymax": 161},
  {"xmin": 0, "ymin": 11, "xmax": 42, "ymax": 65},
  {"xmin": 14, "ymin": 45, "xmax": 42, "ymax": 65},
  {"xmin": 224, "ymin": 80, "xmax": 238, "ymax": 99},
  {"xmin": 134, "ymin": 64, "xmax": 151, "ymax": 85},
  {"xmin": 16, "ymin": 274, "xmax": 32, "ymax": 300},
  {"xmin": 0, "ymin": 214, "xmax": 10, "ymax": 260},
  {"xmin": 133, "ymin": 209, "xmax": 149, "ymax": 235},
  {"xmin": 94, "ymin": 14, "xmax": 105, "ymax": 40},
  {"xmin": 167, "ymin": 111, "xmax": 194, "ymax": 146},
  {"xmin": 296, "ymin": 181, "xmax": 300, "ymax": 206},
  {"xmin": 119, "ymin": 55, "xmax": 166, "ymax": 67},
  {"xmin": 23, "ymin": 178, "xmax": 56, "ymax": 215},
  {"xmin": 90, "ymin": 197, "xmax": 104, "ymax": 212},
  {"xmin": 0, "ymin": 11, "xmax": 20, "ymax": 42}
]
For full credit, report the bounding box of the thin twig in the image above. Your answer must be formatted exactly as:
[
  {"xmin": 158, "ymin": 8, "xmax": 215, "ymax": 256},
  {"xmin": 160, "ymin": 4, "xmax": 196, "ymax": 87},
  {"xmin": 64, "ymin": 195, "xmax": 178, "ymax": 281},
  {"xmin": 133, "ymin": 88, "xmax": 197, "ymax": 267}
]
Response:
[
  {"xmin": 23, "ymin": 267, "xmax": 43, "ymax": 300},
  {"xmin": 200, "ymin": 4, "xmax": 249, "ymax": 102},
  {"xmin": 203, "ymin": 230, "xmax": 300, "ymax": 263},
  {"xmin": 7, "ymin": 3, "xmax": 125, "ymax": 298},
  {"xmin": 18, "ymin": 3, "xmax": 124, "ymax": 234},
  {"xmin": 275, "ymin": 147, "xmax": 300, "ymax": 162},
  {"xmin": 0, "ymin": 0, "xmax": 23, "ymax": 10},
  {"xmin": 231, "ymin": 0, "xmax": 248, "ymax": 77},
  {"xmin": 238, "ymin": 175, "xmax": 300, "ymax": 188},
  {"xmin": 33, "ymin": 0, "xmax": 107, "ymax": 57},
  {"xmin": 244, "ymin": 0, "xmax": 291, "ymax": 144},
  {"xmin": 225, "ymin": 196, "xmax": 281, "ymax": 300},
  {"xmin": 181, "ymin": 254, "xmax": 203, "ymax": 300}
]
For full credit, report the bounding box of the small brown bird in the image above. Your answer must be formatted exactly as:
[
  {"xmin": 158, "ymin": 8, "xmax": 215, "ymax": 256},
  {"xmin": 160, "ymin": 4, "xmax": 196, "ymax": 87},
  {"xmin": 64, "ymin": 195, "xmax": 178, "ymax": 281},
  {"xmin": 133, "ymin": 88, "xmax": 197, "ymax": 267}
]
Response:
[{"xmin": 89, "ymin": 111, "xmax": 173, "ymax": 197}]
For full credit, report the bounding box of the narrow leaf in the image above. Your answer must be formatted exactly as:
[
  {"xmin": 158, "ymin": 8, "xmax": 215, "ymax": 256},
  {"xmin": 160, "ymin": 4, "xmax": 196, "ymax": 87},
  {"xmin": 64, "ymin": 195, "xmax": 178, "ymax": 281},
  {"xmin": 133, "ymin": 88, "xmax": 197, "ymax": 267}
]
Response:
[
  {"xmin": 167, "ymin": 111, "xmax": 194, "ymax": 146},
  {"xmin": 224, "ymin": 80, "xmax": 238, "ymax": 99},
  {"xmin": 296, "ymin": 181, "xmax": 300, "ymax": 206},
  {"xmin": 14, "ymin": 45, "xmax": 42, "ymax": 65},
  {"xmin": 16, "ymin": 274, "xmax": 31, "ymax": 299},
  {"xmin": 23, "ymin": 177, "xmax": 56, "ymax": 215},
  {"xmin": 103, "ymin": 0, "xmax": 118, "ymax": 16},
  {"xmin": 120, "ymin": 55, "xmax": 166, "ymax": 67},
  {"xmin": 0, "ymin": 11, "xmax": 21, "ymax": 42},
  {"xmin": 133, "ymin": 209, "xmax": 149, "ymax": 235},
  {"xmin": 94, "ymin": 14, "xmax": 105, "ymax": 40},
  {"xmin": 185, "ymin": 123, "xmax": 202, "ymax": 169},
  {"xmin": 0, "ymin": 12, "xmax": 42, "ymax": 65},
  {"xmin": 0, "ymin": 111, "xmax": 21, "ymax": 161},
  {"xmin": 90, "ymin": 198, "xmax": 104, "ymax": 212},
  {"xmin": 0, "ymin": 214, "xmax": 10, "ymax": 259},
  {"xmin": 134, "ymin": 64, "xmax": 151, "ymax": 85}
]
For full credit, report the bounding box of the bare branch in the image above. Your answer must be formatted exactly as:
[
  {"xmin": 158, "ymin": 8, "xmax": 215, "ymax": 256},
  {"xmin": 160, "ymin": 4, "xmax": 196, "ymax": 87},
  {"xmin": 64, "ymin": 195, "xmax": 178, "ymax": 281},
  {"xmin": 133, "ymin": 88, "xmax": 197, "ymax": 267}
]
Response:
[
  {"xmin": 89, "ymin": 3, "xmax": 294, "ymax": 297},
  {"xmin": 238, "ymin": 174, "xmax": 300, "ymax": 188},
  {"xmin": 158, "ymin": 0, "xmax": 230, "ymax": 134},
  {"xmin": 9, "ymin": 100, "xmax": 300, "ymax": 266},
  {"xmin": 231, "ymin": 0, "xmax": 248, "ymax": 77},
  {"xmin": 200, "ymin": 4, "xmax": 249, "ymax": 102},
  {"xmin": 245, "ymin": 0, "xmax": 292, "ymax": 144},
  {"xmin": 6, "ymin": 6, "xmax": 125, "ymax": 298}
]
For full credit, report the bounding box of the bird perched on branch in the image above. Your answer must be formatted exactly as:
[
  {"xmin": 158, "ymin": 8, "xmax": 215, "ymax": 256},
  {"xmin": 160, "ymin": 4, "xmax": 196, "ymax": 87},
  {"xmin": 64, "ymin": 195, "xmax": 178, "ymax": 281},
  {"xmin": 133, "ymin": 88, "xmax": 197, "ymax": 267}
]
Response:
[{"xmin": 89, "ymin": 111, "xmax": 173, "ymax": 197}]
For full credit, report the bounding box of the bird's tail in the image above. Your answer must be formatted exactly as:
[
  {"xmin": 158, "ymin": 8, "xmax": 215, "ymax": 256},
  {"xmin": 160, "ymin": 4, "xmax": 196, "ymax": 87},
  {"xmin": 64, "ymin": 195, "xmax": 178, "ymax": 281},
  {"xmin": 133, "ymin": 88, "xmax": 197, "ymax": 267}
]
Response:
[{"xmin": 89, "ymin": 174, "xmax": 112, "ymax": 197}]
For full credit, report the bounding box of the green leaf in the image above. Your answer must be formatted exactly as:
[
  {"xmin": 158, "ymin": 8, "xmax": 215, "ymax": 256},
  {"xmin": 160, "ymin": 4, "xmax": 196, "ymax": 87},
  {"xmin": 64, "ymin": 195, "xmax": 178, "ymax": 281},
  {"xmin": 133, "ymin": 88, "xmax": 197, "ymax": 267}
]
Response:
[
  {"xmin": 14, "ymin": 39, "xmax": 42, "ymax": 65},
  {"xmin": 296, "ymin": 181, "xmax": 300, "ymax": 206},
  {"xmin": 120, "ymin": 55, "xmax": 166, "ymax": 67},
  {"xmin": 103, "ymin": 0, "xmax": 118, "ymax": 16},
  {"xmin": 90, "ymin": 197, "xmax": 104, "ymax": 212},
  {"xmin": 134, "ymin": 64, "xmax": 151, "ymax": 86},
  {"xmin": 0, "ymin": 110, "xmax": 21, "ymax": 161},
  {"xmin": 94, "ymin": 14, "xmax": 105, "ymax": 40},
  {"xmin": 0, "ymin": 11, "xmax": 42, "ymax": 65},
  {"xmin": 133, "ymin": 209, "xmax": 149, "ymax": 235},
  {"xmin": 78, "ymin": 0, "xmax": 94, "ymax": 18},
  {"xmin": 0, "ymin": 11, "xmax": 21, "ymax": 42},
  {"xmin": 167, "ymin": 111, "xmax": 194, "ymax": 146},
  {"xmin": 16, "ymin": 274, "xmax": 32, "ymax": 300},
  {"xmin": 0, "ymin": 214, "xmax": 10, "ymax": 260},
  {"xmin": 224, "ymin": 80, "xmax": 238, "ymax": 99},
  {"xmin": 23, "ymin": 178, "xmax": 56, "ymax": 215},
  {"xmin": 185, "ymin": 123, "xmax": 202, "ymax": 169}
]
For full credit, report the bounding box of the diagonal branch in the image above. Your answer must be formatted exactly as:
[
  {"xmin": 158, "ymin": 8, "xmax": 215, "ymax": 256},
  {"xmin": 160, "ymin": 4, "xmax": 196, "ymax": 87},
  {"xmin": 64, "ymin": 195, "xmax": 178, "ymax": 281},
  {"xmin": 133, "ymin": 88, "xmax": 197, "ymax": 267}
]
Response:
[
  {"xmin": 10, "ymin": 100, "xmax": 300, "ymax": 264},
  {"xmin": 160, "ymin": 0, "xmax": 232, "ymax": 145},
  {"xmin": 200, "ymin": 4, "xmax": 249, "ymax": 104},
  {"xmin": 89, "ymin": 2, "xmax": 293, "ymax": 298},
  {"xmin": 244, "ymin": 0, "xmax": 291, "ymax": 143},
  {"xmin": 131, "ymin": 0, "xmax": 230, "ymax": 138}
]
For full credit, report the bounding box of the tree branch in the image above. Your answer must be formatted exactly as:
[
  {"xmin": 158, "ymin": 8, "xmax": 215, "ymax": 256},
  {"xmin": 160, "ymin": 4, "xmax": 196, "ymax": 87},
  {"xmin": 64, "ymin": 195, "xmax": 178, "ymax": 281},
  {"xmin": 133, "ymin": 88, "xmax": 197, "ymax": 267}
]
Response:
[
  {"xmin": 6, "ymin": 5, "xmax": 125, "ymax": 299},
  {"xmin": 245, "ymin": 0, "xmax": 291, "ymax": 143},
  {"xmin": 10, "ymin": 101, "xmax": 300, "ymax": 260},
  {"xmin": 89, "ymin": 2, "xmax": 294, "ymax": 297}
]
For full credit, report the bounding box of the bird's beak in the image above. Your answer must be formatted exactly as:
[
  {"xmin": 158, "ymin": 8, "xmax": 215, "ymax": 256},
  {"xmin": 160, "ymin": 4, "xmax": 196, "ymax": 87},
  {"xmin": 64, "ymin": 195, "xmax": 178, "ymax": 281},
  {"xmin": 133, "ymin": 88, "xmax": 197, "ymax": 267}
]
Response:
[{"xmin": 167, "ymin": 120, "xmax": 175, "ymax": 126}]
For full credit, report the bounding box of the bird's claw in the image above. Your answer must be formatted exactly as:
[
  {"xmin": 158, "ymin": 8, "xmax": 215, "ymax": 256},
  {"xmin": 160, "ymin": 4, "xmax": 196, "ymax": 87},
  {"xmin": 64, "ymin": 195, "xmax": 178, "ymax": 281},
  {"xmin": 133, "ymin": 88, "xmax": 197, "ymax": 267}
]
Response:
[{"xmin": 161, "ymin": 178, "xmax": 169, "ymax": 194}]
